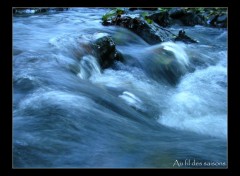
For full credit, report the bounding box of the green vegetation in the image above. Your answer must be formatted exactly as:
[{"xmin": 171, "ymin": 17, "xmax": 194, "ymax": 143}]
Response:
[
  {"xmin": 140, "ymin": 12, "xmax": 153, "ymax": 24},
  {"xmin": 102, "ymin": 8, "xmax": 125, "ymax": 22},
  {"xmin": 184, "ymin": 7, "xmax": 227, "ymax": 17},
  {"xmin": 101, "ymin": 7, "xmax": 227, "ymax": 27},
  {"xmin": 157, "ymin": 8, "xmax": 168, "ymax": 12}
]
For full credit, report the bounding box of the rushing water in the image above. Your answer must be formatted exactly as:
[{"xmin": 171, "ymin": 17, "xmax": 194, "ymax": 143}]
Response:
[{"xmin": 13, "ymin": 8, "xmax": 227, "ymax": 168}]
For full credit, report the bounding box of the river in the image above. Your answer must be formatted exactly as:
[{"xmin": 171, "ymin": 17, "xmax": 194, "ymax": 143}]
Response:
[{"xmin": 13, "ymin": 8, "xmax": 227, "ymax": 168}]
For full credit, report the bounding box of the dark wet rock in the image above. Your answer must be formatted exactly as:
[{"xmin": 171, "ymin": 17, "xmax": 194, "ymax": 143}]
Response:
[
  {"xmin": 102, "ymin": 16, "xmax": 172, "ymax": 45},
  {"xmin": 118, "ymin": 8, "xmax": 227, "ymax": 28},
  {"xmin": 175, "ymin": 30, "xmax": 198, "ymax": 44},
  {"xmin": 208, "ymin": 14, "xmax": 227, "ymax": 28},
  {"xmin": 54, "ymin": 8, "xmax": 67, "ymax": 11},
  {"xmin": 208, "ymin": 15, "xmax": 219, "ymax": 26},
  {"xmin": 138, "ymin": 8, "xmax": 158, "ymax": 11},
  {"xmin": 217, "ymin": 15, "xmax": 227, "ymax": 23},
  {"xmin": 39, "ymin": 9, "xmax": 48, "ymax": 13},
  {"xmin": 216, "ymin": 15, "xmax": 227, "ymax": 28},
  {"xmin": 56, "ymin": 33, "xmax": 123, "ymax": 69},
  {"xmin": 91, "ymin": 33, "xmax": 123, "ymax": 69},
  {"xmin": 179, "ymin": 11, "xmax": 206, "ymax": 26},
  {"xmin": 129, "ymin": 8, "xmax": 138, "ymax": 11},
  {"xmin": 149, "ymin": 12, "xmax": 172, "ymax": 27},
  {"xmin": 213, "ymin": 14, "xmax": 227, "ymax": 28},
  {"xmin": 169, "ymin": 8, "xmax": 187, "ymax": 18},
  {"xmin": 165, "ymin": 8, "xmax": 207, "ymax": 26},
  {"xmin": 102, "ymin": 20, "xmax": 111, "ymax": 26}
]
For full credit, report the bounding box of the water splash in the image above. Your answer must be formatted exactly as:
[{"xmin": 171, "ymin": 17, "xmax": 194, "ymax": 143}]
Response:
[{"xmin": 77, "ymin": 55, "xmax": 102, "ymax": 79}]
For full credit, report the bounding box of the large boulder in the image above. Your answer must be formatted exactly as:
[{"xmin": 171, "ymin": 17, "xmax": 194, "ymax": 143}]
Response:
[
  {"xmin": 208, "ymin": 14, "xmax": 227, "ymax": 28},
  {"xmin": 149, "ymin": 12, "xmax": 172, "ymax": 27},
  {"xmin": 168, "ymin": 8, "xmax": 206, "ymax": 26},
  {"xmin": 91, "ymin": 33, "xmax": 123, "ymax": 69},
  {"xmin": 216, "ymin": 15, "xmax": 227, "ymax": 28},
  {"xmin": 179, "ymin": 11, "xmax": 206, "ymax": 26},
  {"xmin": 169, "ymin": 8, "xmax": 187, "ymax": 18},
  {"xmin": 102, "ymin": 15, "xmax": 173, "ymax": 45},
  {"xmin": 140, "ymin": 42, "xmax": 190, "ymax": 86}
]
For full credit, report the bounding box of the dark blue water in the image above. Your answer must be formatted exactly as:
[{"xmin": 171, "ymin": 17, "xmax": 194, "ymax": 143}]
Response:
[{"xmin": 13, "ymin": 8, "xmax": 227, "ymax": 168}]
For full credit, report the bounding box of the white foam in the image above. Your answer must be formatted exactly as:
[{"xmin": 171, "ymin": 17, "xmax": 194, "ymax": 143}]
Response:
[
  {"xmin": 161, "ymin": 42, "xmax": 189, "ymax": 66},
  {"xmin": 158, "ymin": 64, "xmax": 227, "ymax": 139},
  {"xmin": 92, "ymin": 32, "xmax": 109, "ymax": 40},
  {"xmin": 119, "ymin": 91, "xmax": 145, "ymax": 111},
  {"xmin": 77, "ymin": 55, "xmax": 101, "ymax": 80},
  {"xmin": 25, "ymin": 9, "xmax": 36, "ymax": 14}
]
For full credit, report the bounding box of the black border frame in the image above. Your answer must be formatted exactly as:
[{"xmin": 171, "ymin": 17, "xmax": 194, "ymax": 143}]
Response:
[{"xmin": 2, "ymin": 0, "xmax": 239, "ymax": 175}]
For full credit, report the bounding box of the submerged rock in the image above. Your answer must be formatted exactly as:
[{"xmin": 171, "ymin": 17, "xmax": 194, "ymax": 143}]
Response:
[
  {"xmin": 102, "ymin": 15, "xmax": 172, "ymax": 45},
  {"xmin": 139, "ymin": 42, "xmax": 190, "ymax": 86}
]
